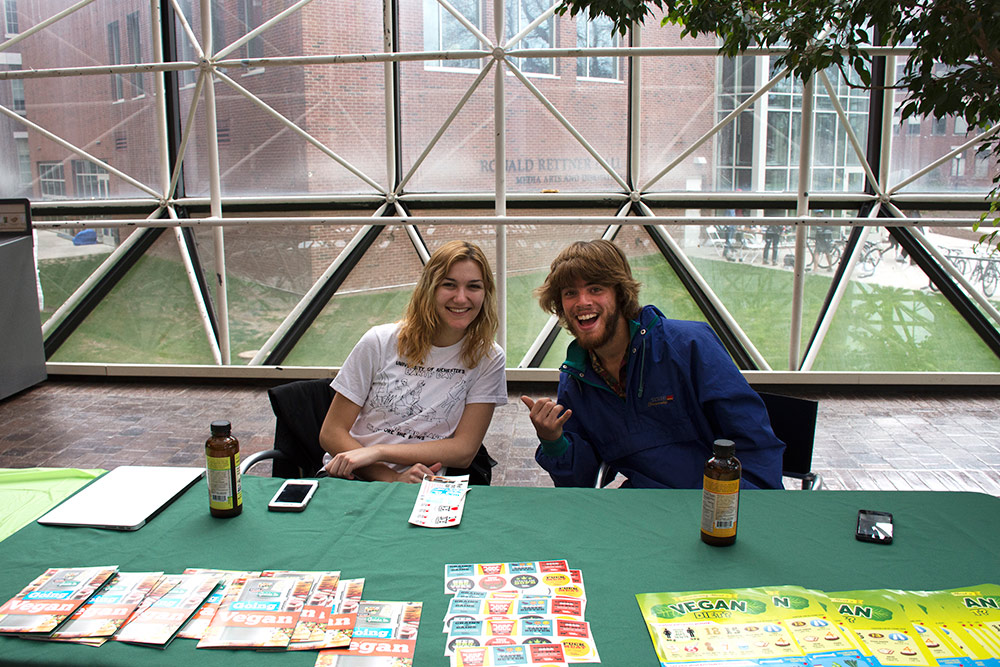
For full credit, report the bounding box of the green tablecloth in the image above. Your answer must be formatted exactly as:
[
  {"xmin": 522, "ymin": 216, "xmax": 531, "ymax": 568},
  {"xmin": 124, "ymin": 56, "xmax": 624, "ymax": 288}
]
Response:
[
  {"xmin": 0, "ymin": 467, "xmax": 104, "ymax": 542},
  {"xmin": 1, "ymin": 475, "xmax": 998, "ymax": 665}
]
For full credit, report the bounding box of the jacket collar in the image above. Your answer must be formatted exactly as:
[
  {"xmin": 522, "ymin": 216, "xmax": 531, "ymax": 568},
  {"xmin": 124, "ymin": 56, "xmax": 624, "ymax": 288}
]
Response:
[{"xmin": 560, "ymin": 305, "xmax": 662, "ymax": 375}]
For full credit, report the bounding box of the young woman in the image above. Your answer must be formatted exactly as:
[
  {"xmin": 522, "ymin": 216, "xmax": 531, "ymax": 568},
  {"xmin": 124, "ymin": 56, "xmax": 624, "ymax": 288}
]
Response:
[{"xmin": 320, "ymin": 240, "xmax": 507, "ymax": 483}]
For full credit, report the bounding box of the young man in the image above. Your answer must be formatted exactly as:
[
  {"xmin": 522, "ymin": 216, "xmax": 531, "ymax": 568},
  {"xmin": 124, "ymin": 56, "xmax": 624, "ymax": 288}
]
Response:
[{"xmin": 521, "ymin": 240, "xmax": 785, "ymax": 489}]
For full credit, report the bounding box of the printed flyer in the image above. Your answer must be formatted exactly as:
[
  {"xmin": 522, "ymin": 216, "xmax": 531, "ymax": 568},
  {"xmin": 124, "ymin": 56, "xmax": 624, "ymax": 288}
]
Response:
[
  {"xmin": 197, "ymin": 573, "xmax": 312, "ymax": 649},
  {"xmin": 114, "ymin": 571, "xmax": 223, "ymax": 647},
  {"xmin": 445, "ymin": 561, "xmax": 582, "ymax": 597},
  {"xmin": 0, "ymin": 566, "xmax": 118, "ymax": 635},
  {"xmin": 287, "ymin": 574, "xmax": 365, "ymax": 650},
  {"xmin": 446, "ymin": 616, "xmax": 601, "ymax": 662},
  {"xmin": 261, "ymin": 570, "xmax": 342, "ymax": 648},
  {"xmin": 829, "ymin": 589, "xmax": 940, "ymax": 667},
  {"xmin": 50, "ymin": 571, "xmax": 163, "ymax": 642},
  {"xmin": 175, "ymin": 569, "xmax": 259, "ymax": 640},
  {"xmin": 315, "ymin": 600, "xmax": 422, "ymax": 666},
  {"xmin": 636, "ymin": 585, "xmax": 871, "ymax": 667},
  {"xmin": 409, "ymin": 474, "xmax": 470, "ymax": 528},
  {"xmin": 453, "ymin": 642, "xmax": 569, "ymax": 666}
]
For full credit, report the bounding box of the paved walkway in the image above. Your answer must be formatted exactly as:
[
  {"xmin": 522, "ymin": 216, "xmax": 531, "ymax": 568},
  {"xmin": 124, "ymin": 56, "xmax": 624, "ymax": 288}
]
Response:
[{"xmin": 1, "ymin": 380, "xmax": 998, "ymax": 496}]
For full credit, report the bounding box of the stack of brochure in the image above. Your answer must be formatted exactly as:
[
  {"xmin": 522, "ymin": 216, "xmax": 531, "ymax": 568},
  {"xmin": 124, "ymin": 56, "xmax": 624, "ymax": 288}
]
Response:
[
  {"xmin": 635, "ymin": 583, "xmax": 1000, "ymax": 667},
  {"xmin": 442, "ymin": 559, "xmax": 600, "ymax": 667},
  {"xmin": 0, "ymin": 566, "xmax": 370, "ymax": 655}
]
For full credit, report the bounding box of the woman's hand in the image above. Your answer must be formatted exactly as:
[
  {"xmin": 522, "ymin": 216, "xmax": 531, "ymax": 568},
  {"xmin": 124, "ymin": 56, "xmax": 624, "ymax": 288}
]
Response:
[
  {"xmin": 325, "ymin": 446, "xmax": 385, "ymax": 480},
  {"xmin": 393, "ymin": 462, "xmax": 443, "ymax": 484}
]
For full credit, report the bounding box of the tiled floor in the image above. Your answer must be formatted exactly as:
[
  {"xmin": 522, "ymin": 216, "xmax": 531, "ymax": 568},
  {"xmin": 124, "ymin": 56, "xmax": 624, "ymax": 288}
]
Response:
[{"xmin": 1, "ymin": 379, "xmax": 999, "ymax": 496}]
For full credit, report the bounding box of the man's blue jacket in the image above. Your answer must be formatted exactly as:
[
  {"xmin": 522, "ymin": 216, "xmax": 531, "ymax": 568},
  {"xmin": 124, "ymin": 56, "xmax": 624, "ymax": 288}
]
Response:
[{"xmin": 535, "ymin": 305, "xmax": 785, "ymax": 489}]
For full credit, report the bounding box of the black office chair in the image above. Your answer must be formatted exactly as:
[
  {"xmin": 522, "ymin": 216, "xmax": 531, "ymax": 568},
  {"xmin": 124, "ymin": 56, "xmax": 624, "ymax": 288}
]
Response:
[
  {"xmin": 241, "ymin": 378, "xmax": 497, "ymax": 485},
  {"xmin": 593, "ymin": 391, "xmax": 821, "ymax": 489},
  {"xmin": 758, "ymin": 391, "xmax": 822, "ymax": 490}
]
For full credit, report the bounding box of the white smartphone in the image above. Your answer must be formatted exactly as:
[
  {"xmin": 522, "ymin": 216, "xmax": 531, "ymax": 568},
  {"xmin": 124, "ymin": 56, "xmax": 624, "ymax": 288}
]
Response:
[{"xmin": 267, "ymin": 479, "xmax": 318, "ymax": 512}]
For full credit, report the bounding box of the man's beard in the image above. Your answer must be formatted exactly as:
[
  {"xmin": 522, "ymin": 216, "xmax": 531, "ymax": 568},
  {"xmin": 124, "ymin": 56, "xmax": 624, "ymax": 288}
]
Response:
[{"xmin": 568, "ymin": 303, "xmax": 621, "ymax": 351}]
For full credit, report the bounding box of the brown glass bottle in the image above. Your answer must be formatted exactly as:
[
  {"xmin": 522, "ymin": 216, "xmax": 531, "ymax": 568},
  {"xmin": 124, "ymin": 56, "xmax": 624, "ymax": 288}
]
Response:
[
  {"xmin": 205, "ymin": 420, "xmax": 242, "ymax": 518},
  {"xmin": 700, "ymin": 439, "xmax": 741, "ymax": 546}
]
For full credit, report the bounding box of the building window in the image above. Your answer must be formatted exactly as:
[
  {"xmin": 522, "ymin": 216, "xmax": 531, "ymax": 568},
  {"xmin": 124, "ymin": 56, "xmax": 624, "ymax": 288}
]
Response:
[
  {"xmin": 38, "ymin": 162, "xmax": 66, "ymax": 198},
  {"xmin": 576, "ymin": 15, "xmax": 619, "ymax": 80},
  {"xmin": 905, "ymin": 116, "xmax": 921, "ymax": 135},
  {"xmin": 73, "ymin": 160, "xmax": 111, "ymax": 199},
  {"xmin": 931, "ymin": 116, "xmax": 947, "ymax": 136},
  {"xmin": 107, "ymin": 21, "xmax": 124, "ymax": 101},
  {"xmin": 423, "ymin": 0, "xmax": 481, "ymax": 70},
  {"xmin": 9, "ymin": 64, "xmax": 25, "ymax": 114},
  {"xmin": 3, "ymin": 0, "xmax": 17, "ymax": 35},
  {"xmin": 954, "ymin": 116, "xmax": 968, "ymax": 135},
  {"xmin": 16, "ymin": 136, "xmax": 31, "ymax": 193},
  {"xmin": 505, "ymin": 0, "xmax": 554, "ymax": 75},
  {"xmin": 239, "ymin": 0, "xmax": 264, "ymax": 61},
  {"xmin": 950, "ymin": 151, "xmax": 965, "ymax": 178},
  {"xmin": 176, "ymin": 1, "xmax": 197, "ymax": 87},
  {"xmin": 126, "ymin": 12, "xmax": 144, "ymax": 97}
]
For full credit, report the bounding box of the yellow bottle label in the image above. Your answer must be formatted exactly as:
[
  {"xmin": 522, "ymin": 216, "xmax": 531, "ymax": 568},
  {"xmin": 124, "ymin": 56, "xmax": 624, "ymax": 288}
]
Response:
[
  {"xmin": 701, "ymin": 476, "xmax": 739, "ymax": 538},
  {"xmin": 206, "ymin": 453, "xmax": 241, "ymax": 510}
]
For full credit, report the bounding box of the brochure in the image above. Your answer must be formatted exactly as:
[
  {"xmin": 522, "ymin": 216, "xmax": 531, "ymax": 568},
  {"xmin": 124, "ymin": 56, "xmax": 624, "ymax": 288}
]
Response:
[
  {"xmin": 446, "ymin": 617, "xmax": 600, "ymax": 662},
  {"xmin": 0, "ymin": 566, "xmax": 118, "ymax": 635},
  {"xmin": 197, "ymin": 573, "xmax": 312, "ymax": 649},
  {"xmin": 315, "ymin": 600, "xmax": 422, "ymax": 666},
  {"xmin": 828, "ymin": 589, "xmax": 939, "ymax": 667},
  {"xmin": 50, "ymin": 571, "xmax": 163, "ymax": 641},
  {"xmin": 175, "ymin": 569, "xmax": 259, "ymax": 640},
  {"xmin": 913, "ymin": 584, "xmax": 1000, "ymax": 664},
  {"xmin": 289, "ymin": 577, "xmax": 366, "ymax": 651},
  {"xmin": 636, "ymin": 585, "xmax": 870, "ymax": 667},
  {"xmin": 114, "ymin": 572, "xmax": 223, "ymax": 647},
  {"xmin": 409, "ymin": 474, "xmax": 470, "ymax": 528}
]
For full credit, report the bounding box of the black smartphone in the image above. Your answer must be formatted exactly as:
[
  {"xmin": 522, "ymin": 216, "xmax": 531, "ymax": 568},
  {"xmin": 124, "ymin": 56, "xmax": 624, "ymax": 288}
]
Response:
[
  {"xmin": 856, "ymin": 509, "xmax": 893, "ymax": 544},
  {"xmin": 267, "ymin": 479, "xmax": 318, "ymax": 512}
]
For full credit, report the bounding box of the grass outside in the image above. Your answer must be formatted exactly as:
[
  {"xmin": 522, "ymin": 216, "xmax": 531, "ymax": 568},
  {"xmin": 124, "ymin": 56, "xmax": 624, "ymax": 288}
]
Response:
[{"xmin": 38, "ymin": 252, "xmax": 1000, "ymax": 372}]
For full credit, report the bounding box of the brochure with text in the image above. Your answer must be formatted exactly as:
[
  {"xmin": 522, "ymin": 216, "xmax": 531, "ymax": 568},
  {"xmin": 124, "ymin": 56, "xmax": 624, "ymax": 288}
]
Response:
[
  {"xmin": 50, "ymin": 571, "xmax": 163, "ymax": 641},
  {"xmin": 197, "ymin": 573, "xmax": 311, "ymax": 649},
  {"xmin": 315, "ymin": 600, "xmax": 422, "ymax": 666},
  {"xmin": 175, "ymin": 569, "xmax": 259, "ymax": 640},
  {"xmin": 0, "ymin": 566, "xmax": 118, "ymax": 635},
  {"xmin": 289, "ymin": 577, "xmax": 366, "ymax": 651},
  {"xmin": 114, "ymin": 572, "xmax": 223, "ymax": 647}
]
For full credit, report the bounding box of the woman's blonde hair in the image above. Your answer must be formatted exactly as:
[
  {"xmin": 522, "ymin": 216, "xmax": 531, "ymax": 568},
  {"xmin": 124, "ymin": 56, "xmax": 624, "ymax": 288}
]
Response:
[
  {"xmin": 397, "ymin": 240, "xmax": 499, "ymax": 368},
  {"xmin": 536, "ymin": 240, "xmax": 642, "ymax": 327}
]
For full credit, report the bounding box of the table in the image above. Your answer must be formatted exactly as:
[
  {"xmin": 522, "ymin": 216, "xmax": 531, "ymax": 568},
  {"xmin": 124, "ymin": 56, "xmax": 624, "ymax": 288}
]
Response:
[{"xmin": 1, "ymin": 476, "xmax": 998, "ymax": 665}]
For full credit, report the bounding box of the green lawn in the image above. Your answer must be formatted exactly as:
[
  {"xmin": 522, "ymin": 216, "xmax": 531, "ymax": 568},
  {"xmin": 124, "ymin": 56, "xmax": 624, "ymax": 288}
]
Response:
[{"xmin": 39, "ymin": 252, "xmax": 1000, "ymax": 371}]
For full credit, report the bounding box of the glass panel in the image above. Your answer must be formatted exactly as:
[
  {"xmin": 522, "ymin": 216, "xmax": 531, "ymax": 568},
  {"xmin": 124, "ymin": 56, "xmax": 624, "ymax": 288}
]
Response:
[
  {"xmin": 2, "ymin": 0, "xmax": 162, "ymax": 200},
  {"xmin": 639, "ymin": 24, "xmax": 719, "ymax": 193},
  {"xmin": 194, "ymin": 214, "xmax": 380, "ymax": 365},
  {"xmin": 35, "ymin": 222, "xmax": 117, "ymax": 325},
  {"xmin": 283, "ymin": 225, "xmax": 426, "ymax": 366},
  {"xmin": 888, "ymin": 64, "xmax": 995, "ymax": 194},
  {"xmin": 48, "ymin": 230, "xmax": 216, "ymax": 364}
]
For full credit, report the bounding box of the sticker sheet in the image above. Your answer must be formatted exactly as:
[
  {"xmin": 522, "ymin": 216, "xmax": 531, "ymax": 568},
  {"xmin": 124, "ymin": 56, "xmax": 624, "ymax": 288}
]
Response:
[{"xmin": 409, "ymin": 474, "xmax": 470, "ymax": 528}]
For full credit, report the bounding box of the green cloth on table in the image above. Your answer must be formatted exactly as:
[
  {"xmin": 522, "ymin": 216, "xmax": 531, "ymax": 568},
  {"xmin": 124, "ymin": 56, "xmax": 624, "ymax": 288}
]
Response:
[{"xmin": 0, "ymin": 467, "xmax": 105, "ymax": 542}]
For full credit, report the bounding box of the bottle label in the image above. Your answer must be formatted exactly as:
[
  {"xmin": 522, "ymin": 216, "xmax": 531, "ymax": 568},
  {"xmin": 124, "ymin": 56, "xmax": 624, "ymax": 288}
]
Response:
[
  {"xmin": 206, "ymin": 453, "xmax": 241, "ymax": 510},
  {"xmin": 701, "ymin": 477, "xmax": 739, "ymax": 537}
]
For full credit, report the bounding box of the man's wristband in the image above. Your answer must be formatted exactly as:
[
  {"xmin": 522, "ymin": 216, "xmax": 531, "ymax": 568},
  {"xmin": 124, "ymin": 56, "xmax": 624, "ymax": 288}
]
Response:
[{"xmin": 538, "ymin": 434, "xmax": 570, "ymax": 457}]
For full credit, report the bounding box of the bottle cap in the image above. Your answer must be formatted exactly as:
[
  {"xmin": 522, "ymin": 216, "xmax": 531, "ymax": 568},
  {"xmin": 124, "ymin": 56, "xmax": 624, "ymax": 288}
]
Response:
[
  {"xmin": 210, "ymin": 420, "xmax": 232, "ymax": 436},
  {"xmin": 712, "ymin": 439, "xmax": 735, "ymax": 458}
]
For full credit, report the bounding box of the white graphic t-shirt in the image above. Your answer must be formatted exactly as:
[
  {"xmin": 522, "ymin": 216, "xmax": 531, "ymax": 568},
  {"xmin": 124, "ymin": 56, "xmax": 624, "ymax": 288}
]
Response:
[{"xmin": 331, "ymin": 323, "xmax": 507, "ymax": 471}]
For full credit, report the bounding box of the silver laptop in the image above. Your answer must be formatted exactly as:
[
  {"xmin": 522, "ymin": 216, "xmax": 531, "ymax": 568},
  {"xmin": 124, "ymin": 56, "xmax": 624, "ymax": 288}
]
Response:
[{"xmin": 37, "ymin": 466, "xmax": 204, "ymax": 531}]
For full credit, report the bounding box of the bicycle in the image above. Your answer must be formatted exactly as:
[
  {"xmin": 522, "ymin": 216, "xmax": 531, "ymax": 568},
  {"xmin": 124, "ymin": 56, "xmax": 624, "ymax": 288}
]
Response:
[
  {"xmin": 806, "ymin": 229, "xmax": 842, "ymax": 271},
  {"xmin": 857, "ymin": 240, "xmax": 892, "ymax": 278},
  {"xmin": 968, "ymin": 257, "xmax": 999, "ymax": 298}
]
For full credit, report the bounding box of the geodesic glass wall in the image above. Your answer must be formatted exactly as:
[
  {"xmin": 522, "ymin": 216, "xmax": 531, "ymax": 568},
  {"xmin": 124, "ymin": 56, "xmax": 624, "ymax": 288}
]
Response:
[{"xmin": 2, "ymin": 0, "xmax": 998, "ymax": 380}]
